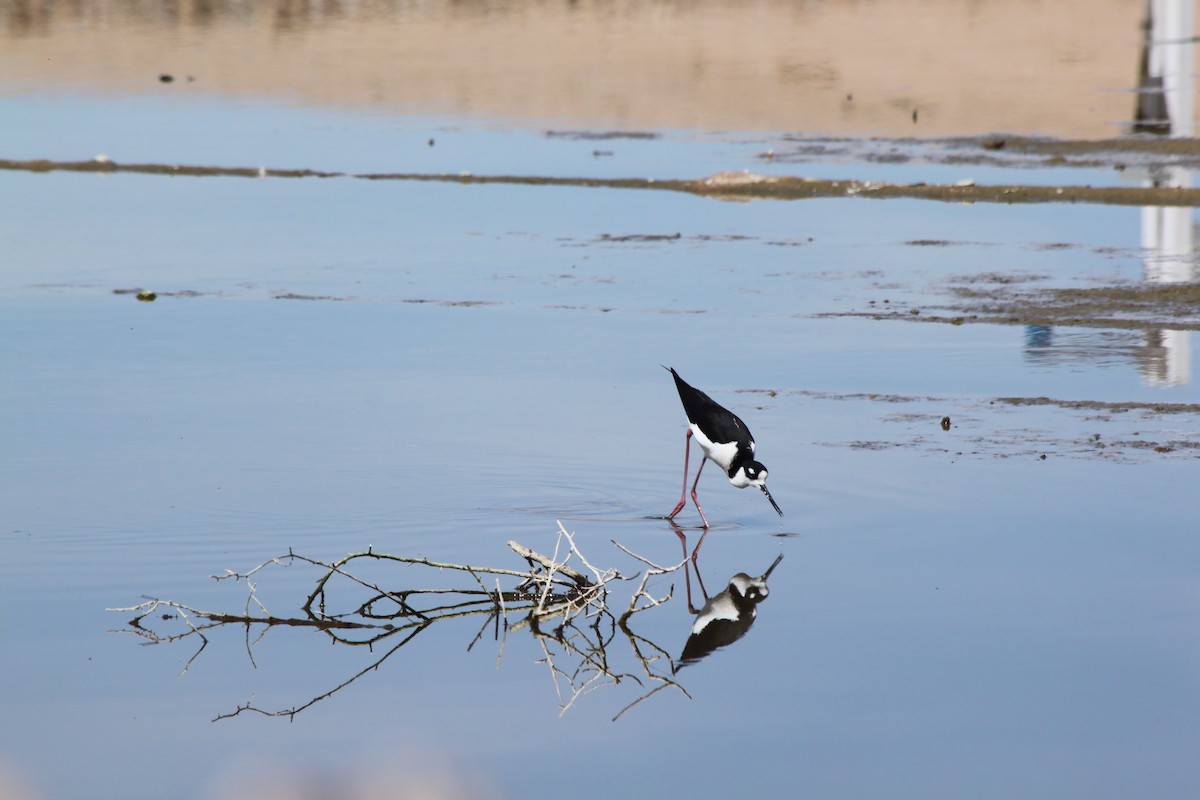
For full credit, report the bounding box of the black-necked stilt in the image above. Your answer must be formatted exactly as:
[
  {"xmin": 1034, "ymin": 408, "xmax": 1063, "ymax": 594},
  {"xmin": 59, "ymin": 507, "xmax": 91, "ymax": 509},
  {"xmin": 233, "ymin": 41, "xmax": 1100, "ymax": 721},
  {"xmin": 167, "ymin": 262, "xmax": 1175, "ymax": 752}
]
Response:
[
  {"xmin": 677, "ymin": 553, "xmax": 783, "ymax": 669},
  {"xmin": 665, "ymin": 367, "xmax": 782, "ymax": 528}
]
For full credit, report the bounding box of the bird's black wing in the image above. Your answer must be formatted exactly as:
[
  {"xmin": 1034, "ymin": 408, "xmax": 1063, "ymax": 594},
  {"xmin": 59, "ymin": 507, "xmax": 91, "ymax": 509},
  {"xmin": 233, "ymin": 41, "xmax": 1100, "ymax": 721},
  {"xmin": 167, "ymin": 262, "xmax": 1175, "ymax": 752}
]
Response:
[{"xmin": 669, "ymin": 368, "xmax": 754, "ymax": 447}]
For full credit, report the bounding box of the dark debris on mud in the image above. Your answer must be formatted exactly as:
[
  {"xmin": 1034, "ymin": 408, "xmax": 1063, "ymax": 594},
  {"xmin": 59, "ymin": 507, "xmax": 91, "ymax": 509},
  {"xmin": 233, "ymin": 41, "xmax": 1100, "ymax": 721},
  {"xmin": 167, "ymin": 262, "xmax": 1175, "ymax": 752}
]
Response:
[
  {"xmin": 544, "ymin": 130, "xmax": 661, "ymax": 140},
  {"xmin": 841, "ymin": 281, "xmax": 1200, "ymax": 332},
  {"xmin": 743, "ymin": 388, "xmax": 1200, "ymax": 463},
  {"xmin": 768, "ymin": 133, "xmax": 1200, "ymax": 173},
  {"xmin": 815, "ymin": 256, "xmax": 1200, "ymax": 332}
]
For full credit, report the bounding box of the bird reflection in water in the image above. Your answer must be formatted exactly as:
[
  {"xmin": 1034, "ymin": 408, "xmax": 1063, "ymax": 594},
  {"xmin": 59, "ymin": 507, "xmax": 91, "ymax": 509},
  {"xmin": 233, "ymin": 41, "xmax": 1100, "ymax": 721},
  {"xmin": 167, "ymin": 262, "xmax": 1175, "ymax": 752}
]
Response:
[{"xmin": 676, "ymin": 551, "xmax": 784, "ymax": 671}]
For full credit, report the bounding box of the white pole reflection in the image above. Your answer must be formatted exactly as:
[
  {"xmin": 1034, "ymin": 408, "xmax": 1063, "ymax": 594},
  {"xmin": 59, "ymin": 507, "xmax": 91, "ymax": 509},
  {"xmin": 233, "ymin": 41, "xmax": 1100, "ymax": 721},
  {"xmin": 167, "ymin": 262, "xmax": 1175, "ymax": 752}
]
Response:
[
  {"xmin": 1137, "ymin": 0, "xmax": 1196, "ymax": 387},
  {"xmin": 1151, "ymin": 0, "xmax": 1195, "ymax": 137}
]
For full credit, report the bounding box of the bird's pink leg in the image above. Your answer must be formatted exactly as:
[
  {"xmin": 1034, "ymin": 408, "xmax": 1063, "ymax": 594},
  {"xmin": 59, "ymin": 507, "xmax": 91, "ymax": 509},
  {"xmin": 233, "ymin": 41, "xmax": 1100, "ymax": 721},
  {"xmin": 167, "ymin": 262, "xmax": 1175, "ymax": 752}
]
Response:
[
  {"xmin": 687, "ymin": 457, "xmax": 713, "ymax": 559},
  {"xmin": 690, "ymin": 457, "xmax": 710, "ymax": 529},
  {"xmin": 668, "ymin": 429, "xmax": 693, "ymax": 519}
]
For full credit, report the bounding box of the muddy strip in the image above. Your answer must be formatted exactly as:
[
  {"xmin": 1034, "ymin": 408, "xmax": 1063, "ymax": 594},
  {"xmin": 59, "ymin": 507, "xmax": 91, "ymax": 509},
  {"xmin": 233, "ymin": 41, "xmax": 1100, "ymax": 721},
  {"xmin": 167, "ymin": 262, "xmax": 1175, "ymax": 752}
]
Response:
[
  {"xmin": 824, "ymin": 282, "xmax": 1200, "ymax": 331},
  {"xmin": 6, "ymin": 157, "xmax": 1200, "ymax": 207},
  {"xmin": 768, "ymin": 134, "xmax": 1200, "ymax": 171},
  {"xmin": 737, "ymin": 388, "xmax": 1200, "ymax": 462}
]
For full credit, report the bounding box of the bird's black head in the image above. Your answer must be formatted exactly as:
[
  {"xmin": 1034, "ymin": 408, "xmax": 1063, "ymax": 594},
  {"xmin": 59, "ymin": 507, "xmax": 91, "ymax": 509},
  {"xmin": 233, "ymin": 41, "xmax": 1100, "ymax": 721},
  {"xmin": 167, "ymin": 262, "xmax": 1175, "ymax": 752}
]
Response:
[
  {"xmin": 730, "ymin": 459, "xmax": 768, "ymax": 488},
  {"xmin": 731, "ymin": 460, "xmax": 783, "ymax": 516}
]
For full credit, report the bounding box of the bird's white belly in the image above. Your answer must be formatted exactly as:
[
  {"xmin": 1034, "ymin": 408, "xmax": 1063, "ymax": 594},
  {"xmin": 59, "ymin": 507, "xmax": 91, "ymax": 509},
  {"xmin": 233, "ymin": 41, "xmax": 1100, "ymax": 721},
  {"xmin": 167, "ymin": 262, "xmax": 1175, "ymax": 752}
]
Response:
[{"xmin": 690, "ymin": 422, "xmax": 739, "ymax": 472}]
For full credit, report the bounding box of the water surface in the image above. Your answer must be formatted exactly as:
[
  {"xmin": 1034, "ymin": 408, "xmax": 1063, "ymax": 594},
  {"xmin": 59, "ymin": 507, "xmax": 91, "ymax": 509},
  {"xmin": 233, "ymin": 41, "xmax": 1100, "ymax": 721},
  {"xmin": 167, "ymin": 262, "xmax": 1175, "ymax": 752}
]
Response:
[{"xmin": 2, "ymin": 3, "xmax": 1199, "ymax": 799}]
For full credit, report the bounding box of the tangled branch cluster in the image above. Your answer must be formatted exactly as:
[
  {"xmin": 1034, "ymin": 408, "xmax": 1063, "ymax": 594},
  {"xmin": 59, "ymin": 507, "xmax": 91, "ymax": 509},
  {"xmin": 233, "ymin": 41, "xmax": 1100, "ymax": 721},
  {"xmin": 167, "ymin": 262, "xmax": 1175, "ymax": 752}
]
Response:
[{"xmin": 111, "ymin": 522, "xmax": 689, "ymax": 721}]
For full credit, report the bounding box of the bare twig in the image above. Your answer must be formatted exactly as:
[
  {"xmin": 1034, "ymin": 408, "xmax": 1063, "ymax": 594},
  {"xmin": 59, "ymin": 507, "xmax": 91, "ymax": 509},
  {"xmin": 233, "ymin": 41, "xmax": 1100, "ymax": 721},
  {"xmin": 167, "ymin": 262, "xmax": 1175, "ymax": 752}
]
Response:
[{"xmin": 507, "ymin": 538, "xmax": 591, "ymax": 588}]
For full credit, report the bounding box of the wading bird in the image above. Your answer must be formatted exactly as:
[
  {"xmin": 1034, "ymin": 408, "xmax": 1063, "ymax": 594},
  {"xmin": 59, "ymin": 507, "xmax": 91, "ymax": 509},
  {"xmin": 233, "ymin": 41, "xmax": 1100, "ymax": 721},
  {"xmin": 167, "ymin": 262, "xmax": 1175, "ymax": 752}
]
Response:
[{"xmin": 665, "ymin": 367, "xmax": 782, "ymax": 528}]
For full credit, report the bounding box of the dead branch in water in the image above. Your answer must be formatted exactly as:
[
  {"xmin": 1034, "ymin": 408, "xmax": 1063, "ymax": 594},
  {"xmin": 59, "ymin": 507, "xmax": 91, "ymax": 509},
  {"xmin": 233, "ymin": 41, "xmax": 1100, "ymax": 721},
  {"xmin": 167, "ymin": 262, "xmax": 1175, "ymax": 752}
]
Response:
[{"xmin": 110, "ymin": 522, "xmax": 690, "ymax": 721}]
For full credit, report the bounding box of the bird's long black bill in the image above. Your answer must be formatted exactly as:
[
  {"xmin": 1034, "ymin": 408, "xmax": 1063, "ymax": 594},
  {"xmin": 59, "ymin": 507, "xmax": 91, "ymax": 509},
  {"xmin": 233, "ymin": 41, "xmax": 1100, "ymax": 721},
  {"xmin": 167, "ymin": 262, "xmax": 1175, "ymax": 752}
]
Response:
[
  {"xmin": 760, "ymin": 552, "xmax": 784, "ymax": 581},
  {"xmin": 761, "ymin": 485, "xmax": 783, "ymax": 516}
]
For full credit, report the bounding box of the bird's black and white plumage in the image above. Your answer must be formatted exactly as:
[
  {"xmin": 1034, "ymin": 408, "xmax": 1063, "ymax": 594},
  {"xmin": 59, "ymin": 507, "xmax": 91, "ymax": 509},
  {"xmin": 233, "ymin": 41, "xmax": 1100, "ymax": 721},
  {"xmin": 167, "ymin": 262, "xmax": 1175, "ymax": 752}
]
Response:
[
  {"xmin": 677, "ymin": 554, "xmax": 783, "ymax": 669},
  {"xmin": 666, "ymin": 367, "xmax": 782, "ymax": 527}
]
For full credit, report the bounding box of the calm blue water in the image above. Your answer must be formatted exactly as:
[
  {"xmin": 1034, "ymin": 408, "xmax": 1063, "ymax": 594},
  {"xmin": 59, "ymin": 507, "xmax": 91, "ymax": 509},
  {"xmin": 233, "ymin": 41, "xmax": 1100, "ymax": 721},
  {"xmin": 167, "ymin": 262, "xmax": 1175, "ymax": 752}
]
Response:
[
  {"xmin": 2, "ymin": 91, "xmax": 1131, "ymax": 187},
  {"xmin": 2, "ymin": 90, "xmax": 1198, "ymax": 800}
]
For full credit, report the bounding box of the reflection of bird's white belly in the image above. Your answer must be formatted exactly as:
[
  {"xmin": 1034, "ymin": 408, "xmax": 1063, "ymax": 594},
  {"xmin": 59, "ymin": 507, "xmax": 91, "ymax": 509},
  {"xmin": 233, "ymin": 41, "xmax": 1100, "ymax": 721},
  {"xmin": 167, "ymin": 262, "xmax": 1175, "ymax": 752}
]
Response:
[
  {"xmin": 690, "ymin": 423, "xmax": 740, "ymax": 472},
  {"xmin": 691, "ymin": 593, "xmax": 743, "ymax": 634}
]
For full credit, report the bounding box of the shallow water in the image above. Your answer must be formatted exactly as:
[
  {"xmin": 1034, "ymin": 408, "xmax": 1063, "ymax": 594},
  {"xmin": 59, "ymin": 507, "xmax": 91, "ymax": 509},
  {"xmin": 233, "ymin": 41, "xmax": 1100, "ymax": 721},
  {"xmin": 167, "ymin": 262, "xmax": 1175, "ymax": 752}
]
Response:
[{"xmin": 3, "ymin": 3, "xmax": 1200, "ymax": 799}]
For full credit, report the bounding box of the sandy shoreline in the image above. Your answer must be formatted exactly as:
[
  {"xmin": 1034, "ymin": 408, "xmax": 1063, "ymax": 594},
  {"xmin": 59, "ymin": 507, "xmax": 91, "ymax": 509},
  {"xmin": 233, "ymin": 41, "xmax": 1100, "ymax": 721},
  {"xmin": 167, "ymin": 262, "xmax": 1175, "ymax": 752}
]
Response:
[{"xmin": 2, "ymin": 0, "xmax": 1178, "ymax": 139}]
